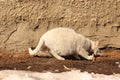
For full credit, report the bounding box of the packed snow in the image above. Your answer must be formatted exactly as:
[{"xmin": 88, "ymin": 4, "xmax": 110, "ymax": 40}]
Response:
[{"xmin": 0, "ymin": 70, "xmax": 120, "ymax": 80}]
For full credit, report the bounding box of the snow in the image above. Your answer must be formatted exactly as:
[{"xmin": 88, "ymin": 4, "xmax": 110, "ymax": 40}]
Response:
[{"xmin": 0, "ymin": 70, "xmax": 120, "ymax": 80}]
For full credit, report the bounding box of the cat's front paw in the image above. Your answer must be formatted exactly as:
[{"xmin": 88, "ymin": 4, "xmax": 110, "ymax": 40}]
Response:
[{"xmin": 87, "ymin": 55, "xmax": 94, "ymax": 61}]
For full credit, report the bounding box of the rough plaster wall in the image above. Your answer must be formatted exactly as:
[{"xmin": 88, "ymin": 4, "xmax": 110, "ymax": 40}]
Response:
[{"xmin": 0, "ymin": 0, "xmax": 120, "ymax": 53}]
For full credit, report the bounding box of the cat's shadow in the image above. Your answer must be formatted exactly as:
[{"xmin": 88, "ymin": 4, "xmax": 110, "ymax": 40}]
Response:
[{"xmin": 34, "ymin": 55, "xmax": 87, "ymax": 60}]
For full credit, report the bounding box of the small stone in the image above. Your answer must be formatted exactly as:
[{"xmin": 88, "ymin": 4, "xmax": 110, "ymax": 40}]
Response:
[
  {"xmin": 27, "ymin": 66, "xmax": 32, "ymax": 69},
  {"xmin": 115, "ymin": 62, "xmax": 119, "ymax": 64},
  {"xmin": 14, "ymin": 67, "xmax": 17, "ymax": 70},
  {"xmin": 55, "ymin": 69, "xmax": 59, "ymax": 72}
]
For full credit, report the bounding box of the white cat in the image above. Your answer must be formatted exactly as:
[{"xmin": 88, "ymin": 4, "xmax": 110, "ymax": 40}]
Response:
[{"xmin": 28, "ymin": 27, "xmax": 99, "ymax": 60}]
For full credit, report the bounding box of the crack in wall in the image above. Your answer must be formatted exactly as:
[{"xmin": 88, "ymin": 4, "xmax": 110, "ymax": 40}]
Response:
[{"xmin": 4, "ymin": 27, "xmax": 18, "ymax": 44}]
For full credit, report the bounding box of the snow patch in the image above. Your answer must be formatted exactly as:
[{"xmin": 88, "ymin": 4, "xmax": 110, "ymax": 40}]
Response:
[{"xmin": 0, "ymin": 70, "xmax": 120, "ymax": 80}]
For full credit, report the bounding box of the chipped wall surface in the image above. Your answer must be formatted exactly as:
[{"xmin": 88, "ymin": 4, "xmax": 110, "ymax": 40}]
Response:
[{"xmin": 0, "ymin": 0, "xmax": 120, "ymax": 53}]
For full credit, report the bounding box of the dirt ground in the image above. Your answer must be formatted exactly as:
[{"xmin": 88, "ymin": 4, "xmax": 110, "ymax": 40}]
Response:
[{"xmin": 0, "ymin": 49, "xmax": 120, "ymax": 75}]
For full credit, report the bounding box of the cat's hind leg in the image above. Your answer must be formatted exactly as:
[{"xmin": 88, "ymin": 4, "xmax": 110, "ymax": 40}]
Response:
[{"xmin": 51, "ymin": 50, "xmax": 65, "ymax": 60}]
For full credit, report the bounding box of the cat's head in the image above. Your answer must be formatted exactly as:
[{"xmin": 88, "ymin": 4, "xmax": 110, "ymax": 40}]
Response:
[{"xmin": 91, "ymin": 41, "xmax": 100, "ymax": 55}]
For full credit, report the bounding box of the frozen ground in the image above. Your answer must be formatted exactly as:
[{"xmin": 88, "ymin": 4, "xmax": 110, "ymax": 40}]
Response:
[{"xmin": 0, "ymin": 70, "xmax": 120, "ymax": 80}]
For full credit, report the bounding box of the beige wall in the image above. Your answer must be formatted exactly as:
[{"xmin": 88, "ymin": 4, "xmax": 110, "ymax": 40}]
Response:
[{"xmin": 0, "ymin": 0, "xmax": 120, "ymax": 53}]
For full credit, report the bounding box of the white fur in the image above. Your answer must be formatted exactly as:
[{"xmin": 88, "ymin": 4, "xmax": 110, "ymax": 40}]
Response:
[{"xmin": 28, "ymin": 27, "xmax": 99, "ymax": 60}]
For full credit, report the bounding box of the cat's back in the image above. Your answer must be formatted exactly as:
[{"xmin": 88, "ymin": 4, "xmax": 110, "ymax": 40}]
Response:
[{"xmin": 42, "ymin": 27, "xmax": 77, "ymax": 39}]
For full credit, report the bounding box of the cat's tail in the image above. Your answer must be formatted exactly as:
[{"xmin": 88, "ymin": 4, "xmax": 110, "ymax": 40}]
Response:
[{"xmin": 28, "ymin": 38, "xmax": 44, "ymax": 56}]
